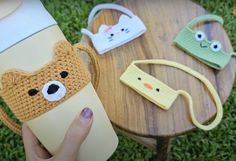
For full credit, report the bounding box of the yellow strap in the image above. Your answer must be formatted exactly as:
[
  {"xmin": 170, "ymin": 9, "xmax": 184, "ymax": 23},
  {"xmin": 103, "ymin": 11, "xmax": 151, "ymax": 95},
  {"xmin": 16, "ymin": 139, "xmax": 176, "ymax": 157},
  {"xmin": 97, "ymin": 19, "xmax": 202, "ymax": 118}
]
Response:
[
  {"xmin": 0, "ymin": 107, "xmax": 21, "ymax": 135},
  {"xmin": 73, "ymin": 43, "xmax": 100, "ymax": 89},
  {"xmin": 177, "ymin": 90, "xmax": 222, "ymax": 131},
  {"xmin": 132, "ymin": 59, "xmax": 223, "ymax": 131}
]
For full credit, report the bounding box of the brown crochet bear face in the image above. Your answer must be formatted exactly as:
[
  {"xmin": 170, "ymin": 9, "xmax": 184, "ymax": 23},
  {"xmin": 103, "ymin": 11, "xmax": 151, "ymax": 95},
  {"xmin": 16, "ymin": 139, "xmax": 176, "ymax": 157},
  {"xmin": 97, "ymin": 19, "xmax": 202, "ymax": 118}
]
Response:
[{"xmin": 0, "ymin": 41, "xmax": 91, "ymax": 121}]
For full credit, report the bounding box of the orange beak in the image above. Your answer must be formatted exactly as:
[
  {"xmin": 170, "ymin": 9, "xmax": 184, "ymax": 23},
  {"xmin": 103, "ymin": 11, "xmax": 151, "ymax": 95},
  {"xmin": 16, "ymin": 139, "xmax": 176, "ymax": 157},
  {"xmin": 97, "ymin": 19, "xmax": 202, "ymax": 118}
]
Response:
[{"xmin": 144, "ymin": 83, "xmax": 153, "ymax": 90}]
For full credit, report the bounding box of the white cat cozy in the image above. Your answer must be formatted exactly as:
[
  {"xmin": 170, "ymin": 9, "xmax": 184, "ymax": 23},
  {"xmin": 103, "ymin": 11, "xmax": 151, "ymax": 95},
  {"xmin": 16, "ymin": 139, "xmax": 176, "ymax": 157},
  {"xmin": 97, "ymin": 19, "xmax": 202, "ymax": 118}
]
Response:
[{"xmin": 81, "ymin": 4, "xmax": 147, "ymax": 54}]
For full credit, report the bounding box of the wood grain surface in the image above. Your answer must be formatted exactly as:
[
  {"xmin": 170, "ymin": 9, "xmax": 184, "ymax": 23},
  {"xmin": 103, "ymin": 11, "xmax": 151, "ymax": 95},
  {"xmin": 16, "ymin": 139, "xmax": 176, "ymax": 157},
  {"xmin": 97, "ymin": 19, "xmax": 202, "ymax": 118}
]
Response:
[{"xmin": 81, "ymin": 0, "xmax": 236, "ymax": 137}]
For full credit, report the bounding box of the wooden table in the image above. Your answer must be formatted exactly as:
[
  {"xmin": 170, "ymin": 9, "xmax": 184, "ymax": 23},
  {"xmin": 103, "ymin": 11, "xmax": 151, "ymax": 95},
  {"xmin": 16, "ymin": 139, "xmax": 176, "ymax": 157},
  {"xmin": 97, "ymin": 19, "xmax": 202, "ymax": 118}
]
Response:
[{"xmin": 81, "ymin": 0, "xmax": 236, "ymax": 160}]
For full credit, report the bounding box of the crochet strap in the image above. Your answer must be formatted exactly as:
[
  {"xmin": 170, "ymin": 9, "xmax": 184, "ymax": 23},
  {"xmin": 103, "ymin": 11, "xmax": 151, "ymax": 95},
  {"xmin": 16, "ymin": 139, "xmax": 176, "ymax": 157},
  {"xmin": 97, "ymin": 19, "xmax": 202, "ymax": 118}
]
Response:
[
  {"xmin": 132, "ymin": 59, "xmax": 223, "ymax": 130},
  {"xmin": 186, "ymin": 14, "xmax": 223, "ymax": 29},
  {"xmin": 0, "ymin": 106, "xmax": 21, "ymax": 135},
  {"xmin": 230, "ymin": 52, "xmax": 236, "ymax": 57},
  {"xmin": 73, "ymin": 43, "xmax": 100, "ymax": 89},
  {"xmin": 177, "ymin": 90, "xmax": 222, "ymax": 131},
  {"xmin": 87, "ymin": 3, "xmax": 135, "ymax": 24}
]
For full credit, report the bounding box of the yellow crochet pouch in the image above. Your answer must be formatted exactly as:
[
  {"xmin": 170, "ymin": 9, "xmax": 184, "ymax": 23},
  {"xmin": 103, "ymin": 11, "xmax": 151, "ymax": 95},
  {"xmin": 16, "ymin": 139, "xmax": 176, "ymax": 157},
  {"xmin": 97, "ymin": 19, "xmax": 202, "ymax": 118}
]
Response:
[{"xmin": 120, "ymin": 59, "xmax": 223, "ymax": 131}]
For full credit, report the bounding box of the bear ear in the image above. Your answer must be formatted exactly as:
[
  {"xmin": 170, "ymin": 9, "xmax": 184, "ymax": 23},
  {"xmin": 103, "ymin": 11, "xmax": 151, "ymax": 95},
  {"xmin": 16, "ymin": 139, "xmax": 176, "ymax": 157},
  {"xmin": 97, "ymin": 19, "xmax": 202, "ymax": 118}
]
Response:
[
  {"xmin": 1, "ymin": 70, "xmax": 28, "ymax": 88},
  {"xmin": 54, "ymin": 40, "xmax": 75, "ymax": 59}
]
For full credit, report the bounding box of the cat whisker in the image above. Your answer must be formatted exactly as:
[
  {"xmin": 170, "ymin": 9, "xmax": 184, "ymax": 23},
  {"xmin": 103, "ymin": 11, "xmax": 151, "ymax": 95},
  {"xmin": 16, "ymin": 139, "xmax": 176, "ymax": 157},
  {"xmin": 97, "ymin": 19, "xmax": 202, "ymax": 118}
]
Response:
[
  {"xmin": 108, "ymin": 37, "xmax": 114, "ymax": 42},
  {"xmin": 125, "ymin": 28, "xmax": 130, "ymax": 33}
]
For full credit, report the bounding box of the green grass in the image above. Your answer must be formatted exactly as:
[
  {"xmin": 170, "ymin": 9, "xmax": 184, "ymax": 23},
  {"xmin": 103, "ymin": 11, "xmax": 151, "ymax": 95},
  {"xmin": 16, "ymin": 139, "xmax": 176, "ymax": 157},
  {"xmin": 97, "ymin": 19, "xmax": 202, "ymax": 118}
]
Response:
[{"xmin": 0, "ymin": 0, "xmax": 236, "ymax": 160}]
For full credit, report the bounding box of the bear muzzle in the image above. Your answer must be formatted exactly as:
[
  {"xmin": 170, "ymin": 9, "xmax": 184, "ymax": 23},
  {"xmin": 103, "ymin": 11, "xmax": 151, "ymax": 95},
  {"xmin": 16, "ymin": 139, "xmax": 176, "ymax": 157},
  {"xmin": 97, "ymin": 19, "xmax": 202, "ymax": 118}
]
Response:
[{"xmin": 42, "ymin": 80, "xmax": 66, "ymax": 102}]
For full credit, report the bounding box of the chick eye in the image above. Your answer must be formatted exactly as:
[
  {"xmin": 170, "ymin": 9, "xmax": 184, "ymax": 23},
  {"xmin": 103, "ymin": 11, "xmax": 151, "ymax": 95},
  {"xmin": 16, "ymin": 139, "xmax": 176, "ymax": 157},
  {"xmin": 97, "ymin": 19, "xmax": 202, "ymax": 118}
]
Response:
[
  {"xmin": 195, "ymin": 31, "xmax": 205, "ymax": 42},
  {"xmin": 210, "ymin": 41, "xmax": 222, "ymax": 52},
  {"xmin": 60, "ymin": 71, "xmax": 69, "ymax": 78},
  {"xmin": 156, "ymin": 88, "xmax": 160, "ymax": 92},
  {"xmin": 137, "ymin": 77, "xmax": 141, "ymax": 80},
  {"xmin": 28, "ymin": 89, "xmax": 39, "ymax": 96}
]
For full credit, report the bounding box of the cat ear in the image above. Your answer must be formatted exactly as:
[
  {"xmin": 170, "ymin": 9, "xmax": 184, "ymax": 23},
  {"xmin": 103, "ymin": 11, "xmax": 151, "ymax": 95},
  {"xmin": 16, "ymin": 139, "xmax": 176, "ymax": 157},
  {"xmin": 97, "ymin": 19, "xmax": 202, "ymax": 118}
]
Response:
[
  {"xmin": 118, "ymin": 15, "xmax": 131, "ymax": 23},
  {"xmin": 1, "ymin": 70, "xmax": 28, "ymax": 88},
  {"xmin": 98, "ymin": 24, "xmax": 109, "ymax": 33},
  {"xmin": 54, "ymin": 40, "xmax": 75, "ymax": 58}
]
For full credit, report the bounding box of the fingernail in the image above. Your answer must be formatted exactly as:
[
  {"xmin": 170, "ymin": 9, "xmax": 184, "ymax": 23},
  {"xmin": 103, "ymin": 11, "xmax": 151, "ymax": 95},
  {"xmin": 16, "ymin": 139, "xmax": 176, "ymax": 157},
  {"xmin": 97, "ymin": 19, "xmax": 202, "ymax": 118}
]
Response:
[{"xmin": 81, "ymin": 107, "xmax": 93, "ymax": 122}]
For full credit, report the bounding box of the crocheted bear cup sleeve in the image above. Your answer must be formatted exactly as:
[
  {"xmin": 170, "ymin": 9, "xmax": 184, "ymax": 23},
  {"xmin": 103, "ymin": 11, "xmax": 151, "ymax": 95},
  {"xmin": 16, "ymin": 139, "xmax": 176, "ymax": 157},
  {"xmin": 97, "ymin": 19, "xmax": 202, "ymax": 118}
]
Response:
[{"xmin": 0, "ymin": 40, "xmax": 100, "ymax": 135}]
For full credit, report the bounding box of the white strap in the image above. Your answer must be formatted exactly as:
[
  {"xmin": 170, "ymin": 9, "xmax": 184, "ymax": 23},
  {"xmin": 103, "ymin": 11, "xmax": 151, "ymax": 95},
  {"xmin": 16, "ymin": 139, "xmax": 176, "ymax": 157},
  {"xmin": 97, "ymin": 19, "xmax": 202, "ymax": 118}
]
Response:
[{"xmin": 88, "ymin": 3, "xmax": 135, "ymax": 24}]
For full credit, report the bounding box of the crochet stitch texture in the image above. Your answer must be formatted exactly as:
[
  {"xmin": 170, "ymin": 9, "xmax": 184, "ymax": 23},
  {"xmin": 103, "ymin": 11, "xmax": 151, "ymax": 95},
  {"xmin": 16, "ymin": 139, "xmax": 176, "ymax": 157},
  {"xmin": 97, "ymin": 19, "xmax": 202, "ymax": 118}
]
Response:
[{"xmin": 0, "ymin": 41, "xmax": 91, "ymax": 122}]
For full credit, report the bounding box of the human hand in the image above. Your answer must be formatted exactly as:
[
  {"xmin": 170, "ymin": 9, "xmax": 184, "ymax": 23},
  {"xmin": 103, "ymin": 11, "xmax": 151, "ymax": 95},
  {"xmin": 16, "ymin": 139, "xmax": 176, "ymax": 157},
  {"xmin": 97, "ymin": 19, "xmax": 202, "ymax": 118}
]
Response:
[{"xmin": 22, "ymin": 107, "xmax": 93, "ymax": 161}]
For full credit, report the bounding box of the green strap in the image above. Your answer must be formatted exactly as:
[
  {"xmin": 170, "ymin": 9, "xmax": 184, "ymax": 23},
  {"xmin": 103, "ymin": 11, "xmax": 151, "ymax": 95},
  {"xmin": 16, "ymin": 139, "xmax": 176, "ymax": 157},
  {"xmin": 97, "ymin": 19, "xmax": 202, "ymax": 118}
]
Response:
[
  {"xmin": 230, "ymin": 52, "xmax": 236, "ymax": 57},
  {"xmin": 186, "ymin": 14, "xmax": 224, "ymax": 29}
]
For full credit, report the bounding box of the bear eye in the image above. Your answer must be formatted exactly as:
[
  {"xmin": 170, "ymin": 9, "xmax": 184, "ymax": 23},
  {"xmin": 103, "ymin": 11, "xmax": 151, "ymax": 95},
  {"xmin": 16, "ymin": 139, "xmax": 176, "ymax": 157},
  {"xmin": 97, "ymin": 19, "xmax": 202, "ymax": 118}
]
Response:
[
  {"xmin": 137, "ymin": 77, "xmax": 141, "ymax": 80},
  {"xmin": 210, "ymin": 41, "xmax": 222, "ymax": 52},
  {"xmin": 195, "ymin": 31, "xmax": 205, "ymax": 42},
  {"xmin": 28, "ymin": 89, "xmax": 39, "ymax": 96},
  {"xmin": 60, "ymin": 71, "xmax": 69, "ymax": 78},
  {"xmin": 156, "ymin": 88, "xmax": 160, "ymax": 92},
  {"xmin": 110, "ymin": 33, "xmax": 114, "ymax": 37},
  {"xmin": 121, "ymin": 28, "xmax": 125, "ymax": 31}
]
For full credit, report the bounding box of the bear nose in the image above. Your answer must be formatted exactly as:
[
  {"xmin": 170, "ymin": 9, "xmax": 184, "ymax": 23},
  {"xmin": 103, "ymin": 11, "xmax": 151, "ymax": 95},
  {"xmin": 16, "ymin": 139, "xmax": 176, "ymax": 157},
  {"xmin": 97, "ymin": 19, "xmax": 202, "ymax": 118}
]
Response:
[{"xmin": 47, "ymin": 84, "xmax": 59, "ymax": 94}]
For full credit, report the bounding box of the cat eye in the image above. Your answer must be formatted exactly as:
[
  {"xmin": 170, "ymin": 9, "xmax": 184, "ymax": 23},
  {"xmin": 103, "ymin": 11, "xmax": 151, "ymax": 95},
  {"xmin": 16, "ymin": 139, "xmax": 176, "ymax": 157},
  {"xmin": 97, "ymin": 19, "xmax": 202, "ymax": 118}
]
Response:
[
  {"xmin": 137, "ymin": 77, "xmax": 141, "ymax": 80},
  {"xmin": 60, "ymin": 71, "xmax": 69, "ymax": 78},
  {"xmin": 195, "ymin": 31, "xmax": 205, "ymax": 42},
  {"xmin": 110, "ymin": 33, "xmax": 114, "ymax": 37},
  {"xmin": 210, "ymin": 41, "xmax": 222, "ymax": 52},
  {"xmin": 121, "ymin": 28, "xmax": 125, "ymax": 31},
  {"xmin": 28, "ymin": 89, "xmax": 39, "ymax": 96}
]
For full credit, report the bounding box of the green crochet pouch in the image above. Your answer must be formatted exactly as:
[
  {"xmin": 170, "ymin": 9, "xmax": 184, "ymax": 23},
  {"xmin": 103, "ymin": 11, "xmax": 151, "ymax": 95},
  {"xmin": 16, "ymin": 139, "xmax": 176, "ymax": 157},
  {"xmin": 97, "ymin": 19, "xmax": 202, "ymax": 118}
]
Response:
[{"xmin": 174, "ymin": 14, "xmax": 236, "ymax": 70}]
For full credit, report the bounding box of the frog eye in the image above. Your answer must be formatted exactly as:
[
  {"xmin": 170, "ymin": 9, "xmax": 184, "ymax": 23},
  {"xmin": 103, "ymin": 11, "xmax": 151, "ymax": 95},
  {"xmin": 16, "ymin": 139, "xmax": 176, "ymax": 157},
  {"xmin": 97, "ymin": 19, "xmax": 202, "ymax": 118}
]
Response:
[
  {"xmin": 195, "ymin": 31, "xmax": 205, "ymax": 42},
  {"xmin": 210, "ymin": 41, "xmax": 222, "ymax": 52}
]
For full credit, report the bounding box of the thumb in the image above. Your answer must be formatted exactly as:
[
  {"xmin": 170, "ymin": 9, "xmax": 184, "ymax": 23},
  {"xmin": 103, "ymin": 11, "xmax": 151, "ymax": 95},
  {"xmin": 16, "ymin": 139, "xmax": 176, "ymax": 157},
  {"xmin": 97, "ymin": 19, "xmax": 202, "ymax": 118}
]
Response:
[{"xmin": 53, "ymin": 107, "xmax": 93, "ymax": 161}]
